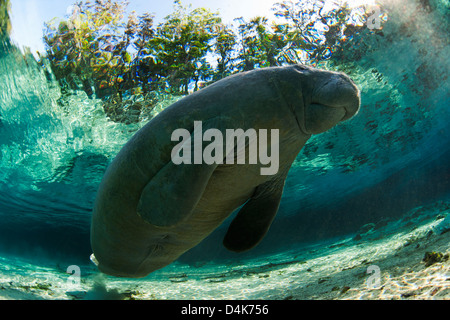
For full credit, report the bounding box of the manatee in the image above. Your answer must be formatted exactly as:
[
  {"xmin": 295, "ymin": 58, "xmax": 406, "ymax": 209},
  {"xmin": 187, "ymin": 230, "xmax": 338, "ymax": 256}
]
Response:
[{"xmin": 90, "ymin": 64, "xmax": 361, "ymax": 278}]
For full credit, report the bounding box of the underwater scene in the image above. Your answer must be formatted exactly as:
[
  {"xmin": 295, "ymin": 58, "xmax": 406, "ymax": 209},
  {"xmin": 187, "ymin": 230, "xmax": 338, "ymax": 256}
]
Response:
[{"xmin": 0, "ymin": 0, "xmax": 449, "ymax": 302}]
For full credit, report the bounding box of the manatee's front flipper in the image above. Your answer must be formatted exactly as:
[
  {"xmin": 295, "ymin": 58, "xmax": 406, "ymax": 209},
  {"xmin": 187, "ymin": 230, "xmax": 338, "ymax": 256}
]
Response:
[
  {"xmin": 223, "ymin": 170, "xmax": 289, "ymax": 252},
  {"xmin": 138, "ymin": 162, "xmax": 216, "ymax": 227},
  {"xmin": 137, "ymin": 117, "xmax": 234, "ymax": 227}
]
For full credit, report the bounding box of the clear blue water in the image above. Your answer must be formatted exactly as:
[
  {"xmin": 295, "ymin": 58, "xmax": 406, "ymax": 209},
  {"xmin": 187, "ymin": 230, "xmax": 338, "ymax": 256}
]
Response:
[{"xmin": 0, "ymin": 0, "xmax": 449, "ymax": 300}]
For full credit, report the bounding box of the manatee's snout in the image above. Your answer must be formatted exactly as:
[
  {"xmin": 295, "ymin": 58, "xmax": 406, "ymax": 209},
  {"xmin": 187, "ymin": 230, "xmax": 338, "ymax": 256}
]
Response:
[
  {"xmin": 304, "ymin": 70, "xmax": 360, "ymax": 134},
  {"xmin": 314, "ymin": 72, "xmax": 360, "ymax": 120},
  {"xmin": 334, "ymin": 74, "xmax": 360, "ymax": 121}
]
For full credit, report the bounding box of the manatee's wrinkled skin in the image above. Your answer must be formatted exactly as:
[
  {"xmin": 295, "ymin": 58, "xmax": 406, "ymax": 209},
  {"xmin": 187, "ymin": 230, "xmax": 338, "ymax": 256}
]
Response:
[{"xmin": 90, "ymin": 65, "xmax": 361, "ymax": 278}]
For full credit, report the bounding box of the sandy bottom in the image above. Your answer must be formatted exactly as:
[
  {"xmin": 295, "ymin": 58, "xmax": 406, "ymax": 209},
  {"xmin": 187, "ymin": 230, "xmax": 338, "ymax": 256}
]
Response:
[{"xmin": 0, "ymin": 201, "xmax": 449, "ymax": 300}]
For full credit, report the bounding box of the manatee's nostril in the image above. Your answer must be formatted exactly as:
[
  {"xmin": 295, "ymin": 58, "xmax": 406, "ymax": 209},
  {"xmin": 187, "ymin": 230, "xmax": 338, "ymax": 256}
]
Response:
[{"xmin": 314, "ymin": 72, "xmax": 360, "ymax": 112}]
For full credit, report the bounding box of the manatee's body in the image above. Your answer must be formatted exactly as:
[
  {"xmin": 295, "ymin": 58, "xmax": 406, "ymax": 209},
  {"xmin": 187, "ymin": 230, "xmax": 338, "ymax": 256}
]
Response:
[{"xmin": 91, "ymin": 65, "xmax": 360, "ymax": 278}]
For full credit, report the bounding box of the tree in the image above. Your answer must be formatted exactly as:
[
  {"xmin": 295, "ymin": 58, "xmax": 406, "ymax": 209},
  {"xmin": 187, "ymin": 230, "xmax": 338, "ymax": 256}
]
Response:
[
  {"xmin": 39, "ymin": 0, "xmax": 371, "ymax": 124},
  {"xmin": 43, "ymin": 1, "xmax": 160, "ymax": 123},
  {"xmin": 43, "ymin": 0, "xmax": 131, "ymax": 98},
  {"xmin": 0, "ymin": 0, "xmax": 11, "ymax": 40},
  {"xmin": 272, "ymin": 0, "xmax": 365, "ymax": 65},
  {"xmin": 122, "ymin": 12, "xmax": 157, "ymax": 94},
  {"xmin": 250, "ymin": 16, "xmax": 286, "ymax": 67},
  {"xmin": 213, "ymin": 24, "xmax": 237, "ymax": 81},
  {"xmin": 234, "ymin": 16, "xmax": 286, "ymax": 72},
  {"xmin": 234, "ymin": 17, "xmax": 258, "ymax": 71},
  {"xmin": 148, "ymin": 0, "xmax": 221, "ymax": 94}
]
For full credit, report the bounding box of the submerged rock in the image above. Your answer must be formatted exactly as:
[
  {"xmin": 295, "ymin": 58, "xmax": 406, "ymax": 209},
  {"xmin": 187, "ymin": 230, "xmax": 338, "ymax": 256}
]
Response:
[
  {"xmin": 340, "ymin": 286, "xmax": 351, "ymax": 294},
  {"xmin": 359, "ymin": 223, "xmax": 376, "ymax": 234},
  {"xmin": 423, "ymin": 251, "xmax": 449, "ymax": 267},
  {"xmin": 434, "ymin": 214, "xmax": 450, "ymax": 235}
]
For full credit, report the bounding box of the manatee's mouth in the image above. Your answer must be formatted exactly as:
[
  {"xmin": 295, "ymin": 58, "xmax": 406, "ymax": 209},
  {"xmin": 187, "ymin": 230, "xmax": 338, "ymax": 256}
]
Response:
[
  {"xmin": 303, "ymin": 74, "xmax": 361, "ymax": 135},
  {"xmin": 338, "ymin": 104, "xmax": 356, "ymax": 122},
  {"xmin": 303, "ymin": 103, "xmax": 350, "ymax": 135},
  {"xmin": 311, "ymin": 102, "xmax": 355, "ymax": 120}
]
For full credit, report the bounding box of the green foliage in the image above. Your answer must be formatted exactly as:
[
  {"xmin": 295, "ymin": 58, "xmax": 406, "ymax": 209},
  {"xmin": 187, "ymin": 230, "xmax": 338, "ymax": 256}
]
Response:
[
  {"xmin": 213, "ymin": 24, "xmax": 236, "ymax": 81},
  {"xmin": 42, "ymin": 0, "xmax": 369, "ymax": 123},
  {"xmin": 423, "ymin": 251, "xmax": 449, "ymax": 267},
  {"xmin": 149, "ymin": 0, "xmax": 221, "ymax": 94},
  {"xmin": 273, "ymin": 0, "xmax": 364, "ymax": 64},
  {"xmin": 234, "ymin": 16, "xmax": 286, "ymax": 71},
  {"xmin": 0, "ymin": 0, "xmax": 11, "ymax": 39},
  {"xmin": 44, "ymin": 0, "xmax": 156, "ymax": 122},
  {"xmin": 44, "ymin": 0, "xmax": 131, "ymax": 94}
]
